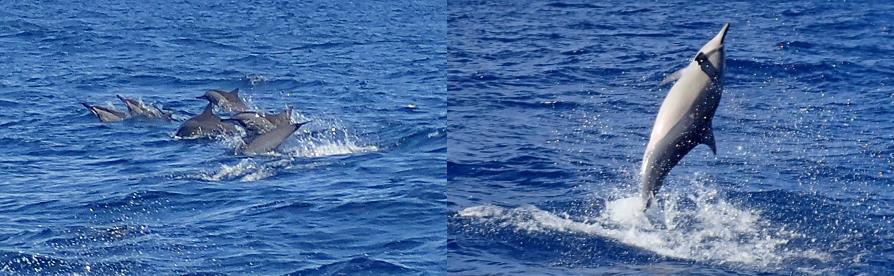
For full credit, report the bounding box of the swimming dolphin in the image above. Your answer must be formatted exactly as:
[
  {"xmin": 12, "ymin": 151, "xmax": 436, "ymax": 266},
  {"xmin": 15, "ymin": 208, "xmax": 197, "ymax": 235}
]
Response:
[
  {"xmin": 641, "ymin": 23, "xmax": 729, "ymax": 210},
  {"xmin": 241, "ymin": 121, "xmax": 311, "ymax": 155},
  {"xmin": 197, "ymin": 88, "xmax": 249, "ymax": 112},
  {"xmin": 116, "ymin": 95, "xmax": 173, "ymax": 121},
  {"xmin": 175, "ymin": 103, "xmax": 239, "ymax": 139},
  {"xmin": 227, "ymin": 106, "xmax": 294, "ymax": 135},
  {"xmin": 82, "ymin": 103, "xmax": 127, "ymax": 122}
]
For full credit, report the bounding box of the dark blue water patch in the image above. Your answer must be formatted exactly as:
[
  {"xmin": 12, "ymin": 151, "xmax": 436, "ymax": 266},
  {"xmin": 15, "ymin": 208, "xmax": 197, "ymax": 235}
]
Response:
[{"xmin": 287, "ymin": 257, "xmax": 420, "ymax": 276}]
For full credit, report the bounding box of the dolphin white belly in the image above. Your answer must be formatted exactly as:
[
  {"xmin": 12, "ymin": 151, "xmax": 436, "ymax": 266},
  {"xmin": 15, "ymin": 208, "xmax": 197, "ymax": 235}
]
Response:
[{"xmin": 641, "ymin": 23, "xmax": 729, "ymax": 210}]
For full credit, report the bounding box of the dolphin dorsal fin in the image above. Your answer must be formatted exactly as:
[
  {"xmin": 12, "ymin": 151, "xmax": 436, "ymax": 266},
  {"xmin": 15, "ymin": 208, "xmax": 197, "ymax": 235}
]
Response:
[
  {"xmin": 658, "ymin": 67, "xmax": 686, "ymax": 87},
  {"xmin": 229, "ymin": 88, "xmax": 240, "ymax": 96},
  {"xmin": 275, "ymin": 106, "xmax": 293, "ymax": 123},
  {"xmin": 199, "ymin": 103, "xmax": 215, "ymax": 118},
  {"xmin": 701, "ymin": 126, "xmax": 717, "ymax": 154}
]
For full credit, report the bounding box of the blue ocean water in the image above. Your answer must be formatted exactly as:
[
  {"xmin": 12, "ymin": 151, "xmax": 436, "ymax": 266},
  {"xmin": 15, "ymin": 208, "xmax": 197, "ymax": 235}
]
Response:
[
  {"xmin": 0, "ymin": 0, "xmax": 445, "ymax": 274},
  {"xmin": 449, "ymin": 1, "xmax": 893, "ymax": 275}
]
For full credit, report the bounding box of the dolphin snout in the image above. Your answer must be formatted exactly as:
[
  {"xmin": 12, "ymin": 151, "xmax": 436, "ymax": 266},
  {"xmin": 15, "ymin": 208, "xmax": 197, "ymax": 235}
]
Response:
[{"xmin": 718, "ymin": 23, "xmax": 730, "ymax": 44}]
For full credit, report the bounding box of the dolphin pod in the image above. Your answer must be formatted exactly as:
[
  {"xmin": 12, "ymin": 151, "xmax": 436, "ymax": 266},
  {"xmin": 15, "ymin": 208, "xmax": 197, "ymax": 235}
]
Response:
[
  {"xmin": 83, "ymin": 96, "xmax": 173, "ymax": 122},
  {"xmin": 83, "ymin": 88, "xmax": 309, "ymax": 155},
  {"xmin": 640, "ymin": 23, "xmax": 729, "ymax": 210}
]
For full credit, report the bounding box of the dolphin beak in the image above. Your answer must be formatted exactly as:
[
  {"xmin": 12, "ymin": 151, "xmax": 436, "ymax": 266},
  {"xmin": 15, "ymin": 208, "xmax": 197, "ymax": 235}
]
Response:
[
  {"xmin": 716, "ymin": 23, "xmax": 730, "ymax": 45},
  {"xmin": 196, "ymin": 95, "xmax": 206, "ymax": 100}
]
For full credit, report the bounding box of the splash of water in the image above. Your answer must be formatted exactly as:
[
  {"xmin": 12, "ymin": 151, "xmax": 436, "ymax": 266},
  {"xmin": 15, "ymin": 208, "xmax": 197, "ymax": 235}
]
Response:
[{"xmin": 458, "ymin": 181, "xmax": 830, "ymax": 269}]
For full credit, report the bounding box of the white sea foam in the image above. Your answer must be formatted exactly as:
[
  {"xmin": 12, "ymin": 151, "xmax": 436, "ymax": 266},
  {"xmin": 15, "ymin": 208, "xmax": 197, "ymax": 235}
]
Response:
[
  {"xmin": 282, "ymin": 117, "xmax": 379, "ymax": 158},
  {"xmin": 189, "ymin": 113, "xmax": 378, "ymax": 182},
  {"xmin": 458, "ymin": 180, "xmax": 830, "ymax": 269},
  {"xmin": 287, "ymin": 139, "xmax": 379, "ymax": 158},
  {"xmin": 195, "ymin": 158, "xmax": 285, "ymax": 182},
  {"xmin": 199, "ymin": 159, "xmax": 260, "ymax": 182}
]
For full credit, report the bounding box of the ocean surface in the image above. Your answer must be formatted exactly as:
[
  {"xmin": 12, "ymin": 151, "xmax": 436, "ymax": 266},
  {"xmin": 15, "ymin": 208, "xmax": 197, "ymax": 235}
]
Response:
[
  {"xmin": 448, "ymin": 1, "xmax": 893, "ymax": 275},
  {"xmin": 0, "ymin": 0, "xmax": 445, "ymax": 275}
]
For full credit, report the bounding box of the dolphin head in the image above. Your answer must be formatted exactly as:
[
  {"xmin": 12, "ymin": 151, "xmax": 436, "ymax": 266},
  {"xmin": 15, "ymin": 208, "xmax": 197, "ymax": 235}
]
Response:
[
  {"xmin": 697, "ymin": 23, "xmax": 729, "ymax": 74},
  {"xmin": 116, "ymin": 95, "xmax": 141, "ymax": 112}
]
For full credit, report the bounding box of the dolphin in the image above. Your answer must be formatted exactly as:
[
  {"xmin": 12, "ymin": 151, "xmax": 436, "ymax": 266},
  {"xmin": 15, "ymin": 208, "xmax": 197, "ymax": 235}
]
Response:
[
  {"xmin": 116, "ymin": 95, "xmax": 173, "ymax": 121},
  {"xmin": 227, "ymin": 106, "xmax": 294, "ymax": 135},
  {"xmin": 197, "ymin": 88, "xmax": 249, "ymax": 112},
  {"xmin": 82, "ymin": 103, "xmax": 127, "ymax": 122},
  {"xmin": 175, "ymin": 103, "xmax": 239, "ymax": 139},
  {"xmin": 640, "ymin": 23, "xmax": 729, "ymax": 210},
  {"xmin": 241, "ymin": 121, "xmax": 311, "ymax": 155}
]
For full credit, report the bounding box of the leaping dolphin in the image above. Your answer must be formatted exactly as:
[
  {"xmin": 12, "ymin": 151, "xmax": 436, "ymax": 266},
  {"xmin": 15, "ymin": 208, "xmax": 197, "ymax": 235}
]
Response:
[
  {"xmin": 197, "ymin": 88, "xmax": 249, "ymax": 112},
  {"xmin": 116, "ymin": 95, "xmax": 173, "ymax": 121},
  {"xmin": 641, "ymin": 23, "xmax": 729, "ymax": 210},
  {"xmin": 241, "ymin": 121, "xmax": 311, "ymax": 155},
  {"xmin": 175, "ymin": 103, "xmax": 239, "ymax": 139},
  {"xmin": 82, "ymin": 103, "xmax": 127, "ymax": 122}
]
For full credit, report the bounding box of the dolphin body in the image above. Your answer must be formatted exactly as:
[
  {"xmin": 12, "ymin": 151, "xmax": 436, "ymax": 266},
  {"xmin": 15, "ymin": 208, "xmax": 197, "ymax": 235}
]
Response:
[
  {"xmin": 82, "ymin": 103, "xmax": 127, "ymax": 122},
  {"xmin": 227, "ymin": 107, "xmax": 294, "ymax": 135},
  {"xmin": 116, "ymin": 95, "xmax": 173, "ymax": 121},
  {"xmin": 175, "ymin": 103, "xmax": 239, "ymax": 139},
  {"xmin": 198, "ymin": 88, "xmax": 249, "ymax": 112},
  {"xmin": 241, "ymin": 121, "xmax": 311, "ymax": 155},
  {"xmin": 640, "ymin": 23, "xmax": 729, "ymax": 210}
]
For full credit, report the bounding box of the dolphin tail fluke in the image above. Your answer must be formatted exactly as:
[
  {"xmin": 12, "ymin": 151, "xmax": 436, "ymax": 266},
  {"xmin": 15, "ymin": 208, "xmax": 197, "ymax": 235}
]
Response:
[{"xmin": 642, "ymin": 190, "xmax": 654, "ymax": 212}]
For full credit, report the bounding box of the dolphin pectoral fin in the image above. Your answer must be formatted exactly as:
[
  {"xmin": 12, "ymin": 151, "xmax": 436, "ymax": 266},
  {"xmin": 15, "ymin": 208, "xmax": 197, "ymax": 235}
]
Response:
[
  {"xmin": 701, "ymin": 127, "xmax": 717, "ymax": 154},
  {"xmin": 658, "ymin": 68, "xmax": 685, "ymax": 87}
]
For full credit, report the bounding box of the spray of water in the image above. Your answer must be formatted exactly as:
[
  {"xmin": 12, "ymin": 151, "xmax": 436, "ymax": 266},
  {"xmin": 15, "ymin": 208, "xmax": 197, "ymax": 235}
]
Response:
[{"xmin": 458, "ymin": 177, "xmax": 830, "ymax": 270}]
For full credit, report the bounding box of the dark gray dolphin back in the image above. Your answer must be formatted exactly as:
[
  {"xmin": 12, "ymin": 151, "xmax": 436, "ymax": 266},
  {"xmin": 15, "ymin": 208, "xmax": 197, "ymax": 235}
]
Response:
[
  {"xmin": 230, "ymin": 112, "xmax": 276, "ymax": 134},
  {"xmin": 175, "ymin": 103, "xmax": 237, "ymax": 138},
  {"xmin": 241, "ymin": 121, "xmax": 311, "ymax": 155},
  {"xmin": 202, "ymin": 88, "xmax": 249, "ymax": 112}
]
